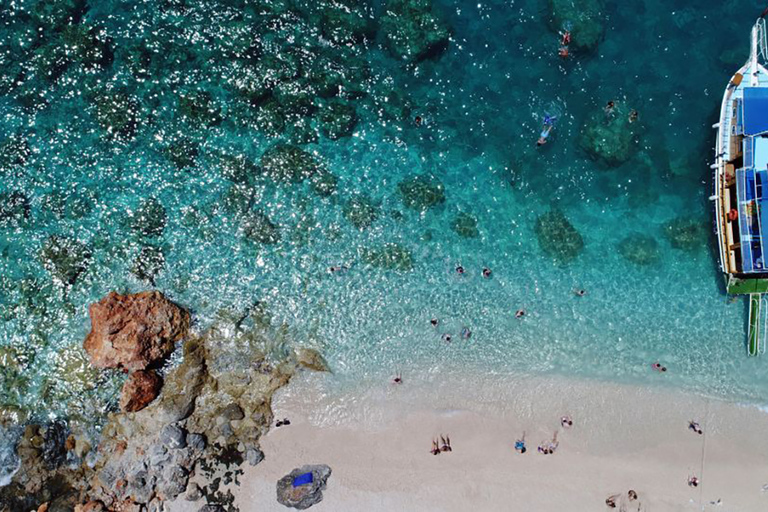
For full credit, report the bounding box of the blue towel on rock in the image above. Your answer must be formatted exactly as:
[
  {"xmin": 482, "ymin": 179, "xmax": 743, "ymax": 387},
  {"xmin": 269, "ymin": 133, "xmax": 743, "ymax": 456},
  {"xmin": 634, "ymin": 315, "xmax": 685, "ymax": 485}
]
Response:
[{"xmin": 292, "ymin": 472, "xmax": 314, "ymax": 487}]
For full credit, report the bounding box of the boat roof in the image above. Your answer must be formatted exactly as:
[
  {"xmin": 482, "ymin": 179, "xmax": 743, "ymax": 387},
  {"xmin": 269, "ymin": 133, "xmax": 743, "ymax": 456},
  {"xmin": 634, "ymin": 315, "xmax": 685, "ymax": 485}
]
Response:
[
  {"xmin": 743, "ymin": 87, "xmax": 768, "ymax": 136},
  {"xmin": 736, "ymin": 168, "xmax": 768, "ymax": 273}
]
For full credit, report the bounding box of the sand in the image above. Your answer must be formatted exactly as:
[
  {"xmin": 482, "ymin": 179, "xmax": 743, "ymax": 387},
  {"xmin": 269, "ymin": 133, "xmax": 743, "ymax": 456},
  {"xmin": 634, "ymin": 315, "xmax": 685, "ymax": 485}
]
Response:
[{"xmin": 172, "ymin": 371, "xmax": 768, "ymax": 512}]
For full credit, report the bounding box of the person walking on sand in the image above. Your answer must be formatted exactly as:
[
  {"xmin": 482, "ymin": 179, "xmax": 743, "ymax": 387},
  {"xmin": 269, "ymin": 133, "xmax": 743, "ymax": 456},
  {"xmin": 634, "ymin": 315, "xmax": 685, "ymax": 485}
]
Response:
[
  {"xmin": 440, "ymin": 435, "xmax": 452, "ymax": 452},
  {"xmin": 688, "ymin": 475, "xmax": 700, "ymax": 487},
  {"xmin": 688, "ymin": 420, "xmax": 703, "ymax": 435},
  {"xmin": 431, "ymin": 439, "xmax": 441, "ymax": 455},
  {"xmin": 561, "ymin": 415, "xmax": 573, "ymax": 428},
  {"xmin": 393, "ymin": 372, "xmax": 402, "ymax": 385}
]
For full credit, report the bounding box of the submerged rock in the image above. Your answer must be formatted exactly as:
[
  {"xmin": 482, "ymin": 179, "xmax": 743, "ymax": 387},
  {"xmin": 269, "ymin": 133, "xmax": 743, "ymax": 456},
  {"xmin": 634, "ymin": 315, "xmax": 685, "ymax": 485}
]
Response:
[
  {"xmin": 40, "ymin": 235, "xmax": 92, "ymax": 286},
  {"xmin": 131, "ymin": 245, "xmax": 165, "ymax": 285},
  {"xmin": 343, "ymin": 195, "xmax": 378, "ymax": 230},
  {"xmin": 578, "ymin": 102, "xmax": 642, "ymax": 167},
  {"xmin": 361, "ymin": 243, "xmax": 414, "ymax": 271},
  {"xmin": 276, "ymin": 464, "xmax": 332, "ymax": 510},
  {"xmin": 294, "ymin": 348, "xmax": 330, "ymax": 373},
  {"xmin": 381, "ymin": 0, "xmax": 450, "ymax": 62},
  {"xmin": 319, "ymin": 101, "xmax": 358, "ymax": 140},
  {"xmin": 663, "ymin": 216, "xmax": 708, "ymax": 250},
  {"xmin": 397, "ymin": 175, "xmax": 446, "ymax": 211},
  {"xmin": 260, "ymin": 144, "xmax": 322, "ymax": 183},
  {"xmin": 534, "ymin": 210, "xmax": 584, "ymax": 263},
  {"xmin": 317, "ymin": 0, "xmax": 374, "ymax": 45},
  {"xmin": 310, "ymin": 171, "xmax": 338, "ymax": 197},
  {"xmin": 120, "ymin": 370, "xmax": 163, "ymax": 413},
  {"xmin": 0, "ymin": 191, "xmax": 30, "ymax": 227},
  {"xmin": 548, "ymin": 0, "xmax": 604, "ymax": 52},
  {"xmin": 178, "ymin": 91, "xmax": 222, "ymax": 128},
  {"xmin": 94, "ymin": 92, "xmax": 138, "ymax": 140},
  {"xmin": 618, "ymin": 234, "xmax": 660, "ymax": 265},
  {"xmin": 216, "ymin": 153, "xmax": 260, "ymax": 184},
  {"xmin": 243, "ymin": 211, "xmax": 281, "ymax": 245},
  {"xmin": 132, "ymin": 198, "xmax": 167, "ymax": 238},
  {"xmin": 165, "ymin": 137, "xmax": 199, "ymax": 170},
  {"xmin": 83, "ymin": 291, "xmax": 190, "ymax": 371},
  {"xmin": 451, "ymin": 212, "xmax": 479, "ymax": 238}
]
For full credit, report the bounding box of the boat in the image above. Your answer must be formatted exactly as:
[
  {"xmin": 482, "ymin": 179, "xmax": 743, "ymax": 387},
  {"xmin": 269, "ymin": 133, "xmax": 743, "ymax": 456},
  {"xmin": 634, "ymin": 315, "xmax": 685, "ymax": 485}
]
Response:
[{"xmin": 713, "ymin": 10, "xmax": 768, "ymax": 356}]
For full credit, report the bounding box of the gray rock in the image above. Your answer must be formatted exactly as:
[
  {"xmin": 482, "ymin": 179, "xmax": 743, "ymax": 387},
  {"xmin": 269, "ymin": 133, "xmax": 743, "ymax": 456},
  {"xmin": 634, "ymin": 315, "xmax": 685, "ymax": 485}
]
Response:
[
  {"xmin": 221, "ymin": 403, "xmax": 245, "ymax": 421},
  {"xmin": 219, "ymin": 423, "xmax": 234, "ymax": 438},
  {"xmin": 147, "ymin": 442, "xmax": 171, "ymax": 467},
  {"xmin": 276, "ymin": 464, "xmax": 332, "ymax": 510},
  {"xmin": 185, "ymin": 482, "xmax": 203, "ymax": 502},
  {"xmin": 158, "ymin": 464, "xmax": 189, "ymax": 501},
  {"xmin": 160, "ymin": 424, "xmax": 187, "ymax": 450},
  {"xmin": 246, "ymin": 448, "xmax": 264, "ymax": 466},
  {"xmin": 187, "ymin": 433, "xmax": 206, "ymax": 452},
  {"xmin": 198, "ymin": 506, "xmax": 225, "ymax": 512},
  {"xmin": 127, "ymin": 469, "xmax": 156, "ymax": 504}
]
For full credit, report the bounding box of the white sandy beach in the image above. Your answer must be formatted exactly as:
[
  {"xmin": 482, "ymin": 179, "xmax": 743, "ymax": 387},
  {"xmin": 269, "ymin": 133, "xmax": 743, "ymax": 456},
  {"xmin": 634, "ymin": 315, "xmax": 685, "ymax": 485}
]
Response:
[{"xmin": 173, "ymin": 371, "xmax": 768, "ymax": 512}]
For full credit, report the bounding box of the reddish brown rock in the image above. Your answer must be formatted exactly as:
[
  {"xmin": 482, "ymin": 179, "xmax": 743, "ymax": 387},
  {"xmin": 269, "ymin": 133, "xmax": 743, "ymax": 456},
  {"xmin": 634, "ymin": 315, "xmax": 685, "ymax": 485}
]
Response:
[
  {"xmin": 83, "ymin": 291, "xmax": 190, "ymax": 371},
  {"xmin": 119, "ymin": 370, "xmax": 163, "ymax": 412},
  {"xmin": 74, "ymin": 502, "xmax": 106, "ymax": 512}
]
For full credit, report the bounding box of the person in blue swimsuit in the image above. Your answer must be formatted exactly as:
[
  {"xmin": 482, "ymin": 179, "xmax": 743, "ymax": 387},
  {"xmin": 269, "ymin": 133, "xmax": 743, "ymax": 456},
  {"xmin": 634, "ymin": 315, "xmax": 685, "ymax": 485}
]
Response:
[
  {"xmin": 537, "ymin": 115, "xmax": 557, "ymax": 146},
  {"xmin": 514, "ymin": 432, "xmax": 526, "ymax": 453}
]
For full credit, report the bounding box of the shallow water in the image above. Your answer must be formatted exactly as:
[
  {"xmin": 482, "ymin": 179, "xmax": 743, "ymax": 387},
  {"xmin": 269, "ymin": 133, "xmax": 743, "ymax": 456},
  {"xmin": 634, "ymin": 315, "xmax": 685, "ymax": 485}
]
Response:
[{"xmin": 1, "ymin": 0, "xmax": 768, "ymax": 446}]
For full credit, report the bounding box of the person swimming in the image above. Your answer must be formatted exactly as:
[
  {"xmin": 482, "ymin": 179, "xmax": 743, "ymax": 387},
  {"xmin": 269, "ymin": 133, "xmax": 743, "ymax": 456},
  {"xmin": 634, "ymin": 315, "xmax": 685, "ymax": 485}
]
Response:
[
  {"xmin": 430, "ymin": 318, "xmax": 439, "ymax": 327},
  {"xmin": 537, "ymin": 115, "xmax": 556, "ymax": 146},
  {"xmin": 442, "ymin": 333, "xmax": 452, "ymax": 343},
  {"xmin": 629, "ymin": 109, "xmax": 639, "ymax": 123},
  {"xmin": 604, "ymin": 100, "xmax": 616, "ymax": 115},
  {"xmin": 329, "ymin": 265, "xmax": 349, "ymax": 274},
  {"xmin": 574, "ymin": 289, "xmax": 586, "ymax": 297},
  {"xmin": 515, "ymin": 309, "xmax": 526, "ymax": 319},
  {"xmin": 393, "ymin": 372, "xmax": 402, "ymax": 384},
  {"xmin": 482, "ymin": 267, "xmax": 492, "ymax": 278},
  {"xmin": 456, "ymin": 265, "xmax": 465, "ymax": 275},
  {"xmin": 558, "ymin": 46, "xmax": 569, "ymax": 58},
  {"xmin": 652, "ymin": 362, "xmax": 667, "ymax": 372},
  {"xmin": 461, "ymin": 326, "xmax": 472, "ymax": 339}
]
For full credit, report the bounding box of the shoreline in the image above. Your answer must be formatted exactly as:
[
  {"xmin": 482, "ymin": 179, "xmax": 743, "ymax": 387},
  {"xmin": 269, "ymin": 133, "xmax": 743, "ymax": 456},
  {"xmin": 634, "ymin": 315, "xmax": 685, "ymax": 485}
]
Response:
[{"xmin": 171, "ymin": 370, "xmax": 768, "ymax": 511}]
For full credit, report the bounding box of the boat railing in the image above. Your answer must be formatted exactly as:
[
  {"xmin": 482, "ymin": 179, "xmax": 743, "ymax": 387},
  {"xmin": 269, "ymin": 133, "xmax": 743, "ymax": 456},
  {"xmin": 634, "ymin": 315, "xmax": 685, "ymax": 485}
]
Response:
[{"xmin": 758, "ymin": 17, "xmax": 768, "ymax": 64}]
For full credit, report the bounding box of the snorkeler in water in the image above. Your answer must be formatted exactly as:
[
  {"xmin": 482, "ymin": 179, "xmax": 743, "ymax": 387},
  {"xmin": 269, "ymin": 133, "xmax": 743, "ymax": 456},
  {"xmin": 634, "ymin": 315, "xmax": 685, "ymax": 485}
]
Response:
[{"xmin": 537, "ymin": 115, "xmax": 557, "ymax": 146}]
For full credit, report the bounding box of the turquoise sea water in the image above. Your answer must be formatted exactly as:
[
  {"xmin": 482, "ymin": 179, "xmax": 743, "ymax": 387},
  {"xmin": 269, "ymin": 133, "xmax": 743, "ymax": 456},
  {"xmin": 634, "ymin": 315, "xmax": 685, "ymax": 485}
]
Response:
[{"xmin": 2, "ymin": 0, "xmax": 768, "ymax": 450}]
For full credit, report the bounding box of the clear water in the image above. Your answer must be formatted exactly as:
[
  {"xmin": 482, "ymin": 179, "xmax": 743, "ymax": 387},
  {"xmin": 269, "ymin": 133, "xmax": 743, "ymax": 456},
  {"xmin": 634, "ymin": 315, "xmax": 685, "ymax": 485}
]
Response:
[{"xmin": 2, "ymin": 0, "xmax": 768, "ymax": 440}]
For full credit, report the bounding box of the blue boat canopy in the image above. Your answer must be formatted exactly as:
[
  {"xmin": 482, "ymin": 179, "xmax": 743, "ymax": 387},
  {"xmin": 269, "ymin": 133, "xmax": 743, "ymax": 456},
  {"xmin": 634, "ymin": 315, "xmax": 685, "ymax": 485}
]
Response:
[
  {"xmin": 737, "ymin": 168, "xmax": 768, "ymax": 273},
  {"xmin": 742, "ymin": 88, "xmax": 768, "ymax": 136}
]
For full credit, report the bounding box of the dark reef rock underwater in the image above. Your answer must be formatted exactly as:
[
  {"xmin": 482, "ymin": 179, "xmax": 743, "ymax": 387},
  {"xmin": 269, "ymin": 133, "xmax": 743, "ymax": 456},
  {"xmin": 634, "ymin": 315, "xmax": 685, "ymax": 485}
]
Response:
[
  {"xmin": 548, "ymin": 0, "xmax": 605, "ymax": 52},
  {"xmin": 276, "ymin": 464, "xmax": 332, "ymax": 510},
  {"xmin": 578, "ymin": 101, "xmax": 642, "ymax": 168},
  {"xmin": 534, "ymin": 209, "xmax": 584, "ymax": 264},
  {"xmin": 380, "ymin": 0, "xmax": 450, "ymax": 62}
]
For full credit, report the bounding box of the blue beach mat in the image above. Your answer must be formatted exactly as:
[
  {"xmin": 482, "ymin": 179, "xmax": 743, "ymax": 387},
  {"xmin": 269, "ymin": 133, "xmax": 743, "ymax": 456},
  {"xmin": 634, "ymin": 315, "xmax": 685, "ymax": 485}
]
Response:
[{"xmin": 292, "ymin": 472, "xmax": 314, "ymax": 487}]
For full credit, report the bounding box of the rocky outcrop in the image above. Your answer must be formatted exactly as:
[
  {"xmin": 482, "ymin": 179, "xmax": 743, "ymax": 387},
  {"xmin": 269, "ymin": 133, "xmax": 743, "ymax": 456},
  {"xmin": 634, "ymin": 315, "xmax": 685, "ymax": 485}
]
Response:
[
  {"xmin": 276, "ymin": 464, "xmax": 332, "ymax": 510},
  {"xmin": 119, "ymin": 370, "xmax": 162, "ymax": 413},
  {"xmin": 294, "ymin": 349, "xmax": 330, "ymax": 373},
  {"xmin": 83, "ymin": 291, "xmax": 190, "ymax": 371}
]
